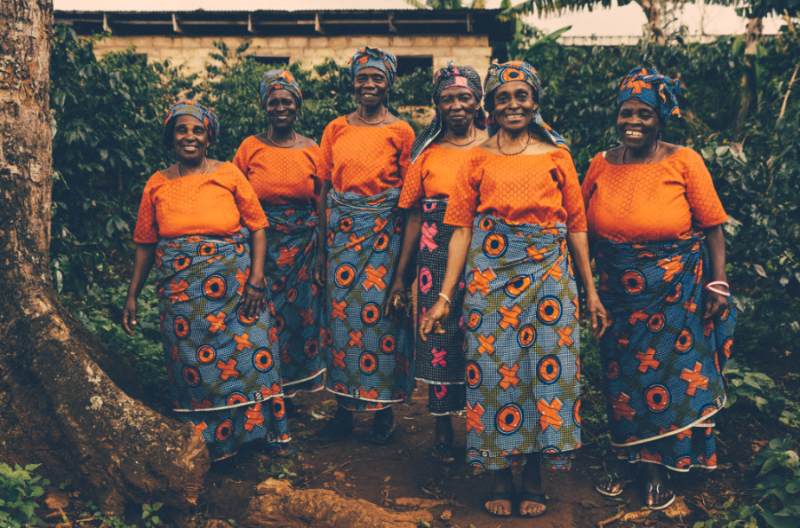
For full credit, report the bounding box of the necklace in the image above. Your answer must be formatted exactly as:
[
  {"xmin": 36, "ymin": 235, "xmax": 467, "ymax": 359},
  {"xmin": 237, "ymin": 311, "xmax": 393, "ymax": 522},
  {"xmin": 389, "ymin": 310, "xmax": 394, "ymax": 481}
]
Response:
[
  {"xmin": 268, "ymin": 128, "xmax": 298, "ymax": 148},
  {"xmin": 357, "ymin": 107, "xmax": 388, "ymax": 125},
  {"xmin": 444, "ymin": 126, "xmax": 476, "ymax": 147},
  {"xmin": 623, "ymin": 140, "xmax": 659, "ymax": 165},
  {"xmin": 178, "ymin": 157, "xmax": 207, "ymax": 178},
  {"xmin": 497, "ymin": 131, "xmax": 531, "ymax": 156}
]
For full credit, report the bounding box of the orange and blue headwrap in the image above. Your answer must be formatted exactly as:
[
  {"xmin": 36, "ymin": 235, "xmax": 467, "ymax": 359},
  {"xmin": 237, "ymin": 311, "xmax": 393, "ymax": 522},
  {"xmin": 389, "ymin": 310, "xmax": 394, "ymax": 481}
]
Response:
[
  {"xmin": 164, "ymin": 100, "xmax": 219, "ymax": 144},
  {"xmin": 618, "ymin": 66, "xmax": 681, "ymax": 125},
  {"xmin": 349, "ymin": 46, "xmax": 398, "ymax": 86},
  {"xmin": 259, "ymin": 69, "xmax": 303, "ymax": 109},
  {"xmin": 483, "ymin": 61, "xmax": 568, "ymax": 150},
  {"xmin": 410, "ymin": 63, "xmax": 486, "ymax": 163}
]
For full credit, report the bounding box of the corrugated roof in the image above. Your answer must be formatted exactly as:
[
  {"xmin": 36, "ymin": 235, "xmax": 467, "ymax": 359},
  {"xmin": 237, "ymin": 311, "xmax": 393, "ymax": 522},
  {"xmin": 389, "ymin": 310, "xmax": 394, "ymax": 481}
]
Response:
[{"xmin": 54, "ymin": 0, "xmax": 417, "ymax": 12}]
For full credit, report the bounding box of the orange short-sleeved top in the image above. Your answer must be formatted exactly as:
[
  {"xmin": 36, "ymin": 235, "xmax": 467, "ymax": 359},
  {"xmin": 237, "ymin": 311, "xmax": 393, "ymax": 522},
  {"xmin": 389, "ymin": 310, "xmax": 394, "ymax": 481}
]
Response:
[
  {"xmin": 232, "ymin": 136, "xmax": 320, "ymax": 207},
  {"xmin": 318, "ymin": 116, "xmax": 415, "ymax": 196},
  {"xmin": 581, "ymin": 148, "xmax": 728, "ymax": 243},
  {"xmin": 398, "ymin": 144, "xmax": 474, "ymax": 208},
  {"xmin": 133, "ymin": 162, "xmax": 269, "ymax": 244},
  {"xmin": 444, "ymin": 148, "xmax": 587, "ymax": 232}
]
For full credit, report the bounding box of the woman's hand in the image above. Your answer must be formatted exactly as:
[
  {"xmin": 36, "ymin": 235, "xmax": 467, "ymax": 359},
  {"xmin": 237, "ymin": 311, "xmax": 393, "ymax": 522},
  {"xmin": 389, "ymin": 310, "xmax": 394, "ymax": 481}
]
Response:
[
  {"xmin": 585, "ymin": 291, "xmax": 610, "ymax": 339},
  {"xmin": 240, "ymin": 275, "xmax": 266, "ymax": 319},
  {"xmin": 122, "ymin": 297, "xmax": 138, "ymax": 336},
  {"xmin": 704, "ymin": 289, "xmax": 729, "ymax": 321},
  {"xmin": 312, "ymin": 253, "xmax": 327, "ymax": 289},
  {"xmin": 420, "ymin": 298, "xmax": 450, "ymax": 341},
  {"xmin": 384, "ymin": 279, "xmax": 407, "ymax": 322}
]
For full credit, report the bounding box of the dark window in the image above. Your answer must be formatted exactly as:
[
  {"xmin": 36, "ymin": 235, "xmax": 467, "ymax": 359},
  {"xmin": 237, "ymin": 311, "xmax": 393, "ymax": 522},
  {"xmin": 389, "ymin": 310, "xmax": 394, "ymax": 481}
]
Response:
[
  {"xmin": 249, "ymin": 55, "xmax": 291, "ymax": 68},
  {"xmin": 396, "ymin": 56, "xmax": 433, "ymax": 77},
  {"xmin": 130, "ymin": 53, "xmax": 147, "ymax": 65}
]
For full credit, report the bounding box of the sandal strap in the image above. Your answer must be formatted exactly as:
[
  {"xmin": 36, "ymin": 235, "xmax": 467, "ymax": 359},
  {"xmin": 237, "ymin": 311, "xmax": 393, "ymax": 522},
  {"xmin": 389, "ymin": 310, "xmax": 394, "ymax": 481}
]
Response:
[{"xmin": 519, "ymin": 491, "xmax": 547, "ymax": 505}]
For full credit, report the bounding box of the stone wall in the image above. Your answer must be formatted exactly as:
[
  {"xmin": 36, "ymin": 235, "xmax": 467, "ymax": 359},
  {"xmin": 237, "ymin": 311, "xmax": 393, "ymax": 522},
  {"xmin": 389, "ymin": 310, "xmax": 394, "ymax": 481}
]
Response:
[{"xmin": 93, "ymin": 34, "xmax": 493, "ymax": 74}]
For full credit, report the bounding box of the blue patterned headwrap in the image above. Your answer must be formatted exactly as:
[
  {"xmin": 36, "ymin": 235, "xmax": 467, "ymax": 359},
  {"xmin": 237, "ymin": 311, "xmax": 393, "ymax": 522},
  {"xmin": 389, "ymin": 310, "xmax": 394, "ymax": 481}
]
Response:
[
  {"xmin": 259, "ymin": 69, "xmax": 303, "ymax": 109},
  {"xmin": 349, "ymin": 47, "xmax": 398, "ymax": 103},
  {"xmin": 164, "ymin": 100, "xmax": 220, "ymax": 144},
  {"xmin": 410, "ymin": 63, "xmax": 487, "ymax": 163},
  {"xmin": 483, "ymin": 61, "xmax": 568, "ymax": 150},
  {"xmin": 618, "ymin": 65, "xmax": 681, "ymax": 125}
]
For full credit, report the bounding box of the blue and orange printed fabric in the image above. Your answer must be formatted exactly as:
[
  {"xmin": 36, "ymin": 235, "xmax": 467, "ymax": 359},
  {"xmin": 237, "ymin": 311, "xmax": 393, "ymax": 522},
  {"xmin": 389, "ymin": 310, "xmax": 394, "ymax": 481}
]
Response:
[
  {"xmin": 323, "ymin": 187, "xmax": 414, "ymax": 410},
  {"xmin": 464, "ymin": 215, "xmax": 580, "ymax": 471},
  {"xmin": 596, "ymin": 235, "xmax": 735, "ymax": 471},
  {"xmin": 156, "ymin": 230, "xmax": 289, "ymax": 460}
]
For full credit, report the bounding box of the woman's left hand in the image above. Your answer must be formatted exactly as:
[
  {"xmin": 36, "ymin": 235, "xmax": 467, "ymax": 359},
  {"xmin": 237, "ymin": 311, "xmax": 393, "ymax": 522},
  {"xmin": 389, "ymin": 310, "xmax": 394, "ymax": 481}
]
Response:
[
  {"xmin": 384, "ymin": 279, "xmax": 407, "ymax": 323},
  {"xmin": 240, "ymin": 276, "xmax": 267, "ymax": 318},
  {"xmin": 703, "ymin": 289, "xmax": 729, "ymax": 321},
  {"xmin": 585, "ymin": 292, "xmax": 610, "ymax": 339}
]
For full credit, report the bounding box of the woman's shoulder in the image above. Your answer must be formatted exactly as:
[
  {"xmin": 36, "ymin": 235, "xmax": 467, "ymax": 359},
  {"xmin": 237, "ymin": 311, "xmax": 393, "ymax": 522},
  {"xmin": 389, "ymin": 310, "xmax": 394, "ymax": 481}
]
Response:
[{"xmin": 323, "ymin": 116, "xmax": 349, "ymax": 135}]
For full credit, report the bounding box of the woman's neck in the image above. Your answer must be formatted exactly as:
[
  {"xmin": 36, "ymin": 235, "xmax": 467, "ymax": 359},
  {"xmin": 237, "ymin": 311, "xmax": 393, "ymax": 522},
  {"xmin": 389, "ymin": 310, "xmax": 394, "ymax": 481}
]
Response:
[
  {"xmin": 359, "ymin": 104, "xmax": 385, "ymax": 120},
  {"xmin": 447, "ymin": 123, "xmax": 473, "ymax": 141},
  {"xmin": 269, "ymin": 126, "xmax": 295, "ymax": 142}
]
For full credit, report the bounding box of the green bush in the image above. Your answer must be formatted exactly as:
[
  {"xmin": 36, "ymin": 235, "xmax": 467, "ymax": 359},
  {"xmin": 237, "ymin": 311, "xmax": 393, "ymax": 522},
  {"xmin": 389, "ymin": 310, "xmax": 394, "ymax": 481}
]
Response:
[{"xmin": 0, "ymin": 464, "xmax": 49, "ymax": 528}]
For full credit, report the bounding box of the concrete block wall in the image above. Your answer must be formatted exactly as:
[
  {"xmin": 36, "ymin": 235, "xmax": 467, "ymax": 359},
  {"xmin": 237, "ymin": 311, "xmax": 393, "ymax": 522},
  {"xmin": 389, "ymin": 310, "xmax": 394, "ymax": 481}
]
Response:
[{"xmin": 93, "ymin": 34, "xmax": 493, "ymax": 76}]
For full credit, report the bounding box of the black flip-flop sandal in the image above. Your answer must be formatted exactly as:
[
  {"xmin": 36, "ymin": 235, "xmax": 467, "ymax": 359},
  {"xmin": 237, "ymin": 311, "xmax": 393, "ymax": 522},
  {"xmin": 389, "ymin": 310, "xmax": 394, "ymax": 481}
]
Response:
[
  {"xmin": 595, "ymin": 471, "xmax": 630, "ymax": 497},
  {"xmin": 429, "ymin": 443, "xmax": 457, "ymax": 465},
  {"xmin": 485, "ymin": 489, "xmax": 515, "ymax": 517},
  {"xmin": 518, "ymin": 491, "xmax": 547, "ymax": 518},
  {"xmin": 644, "ymin": 483, "xmax": 676, "ymax": 510}
]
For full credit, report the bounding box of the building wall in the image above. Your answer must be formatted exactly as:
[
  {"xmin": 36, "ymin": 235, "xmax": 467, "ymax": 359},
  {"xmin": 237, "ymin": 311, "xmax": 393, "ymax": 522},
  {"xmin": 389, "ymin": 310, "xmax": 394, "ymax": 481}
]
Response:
[{"xmin": 93, "ymin": 34, "xmax": 493, "ymax": 74}]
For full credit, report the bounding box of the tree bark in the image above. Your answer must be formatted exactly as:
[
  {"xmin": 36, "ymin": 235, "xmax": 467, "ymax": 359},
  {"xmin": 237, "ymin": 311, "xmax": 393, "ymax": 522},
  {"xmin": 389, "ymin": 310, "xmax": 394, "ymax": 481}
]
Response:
[
  {"xmin": 737, "ymin": 17, "xmax": 763, "ymax": 126},
  {"xmin": 0, "ymin": 0, "xmax": 209, "ymax": 514},
  {"xmin": 638, "ymin": 0, "xmax": 667, "ymax": 45}
]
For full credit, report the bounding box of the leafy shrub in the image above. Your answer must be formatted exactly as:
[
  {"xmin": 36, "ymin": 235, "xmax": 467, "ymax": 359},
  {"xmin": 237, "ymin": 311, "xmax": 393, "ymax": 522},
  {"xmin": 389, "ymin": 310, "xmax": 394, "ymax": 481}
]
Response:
[
  {"xmin": 0, "ymin": 464, "xmax": 49, "ymax": 528},
  {"xmin": 752, "ymin": 437, "xmax": 800, "ymax": 528}
]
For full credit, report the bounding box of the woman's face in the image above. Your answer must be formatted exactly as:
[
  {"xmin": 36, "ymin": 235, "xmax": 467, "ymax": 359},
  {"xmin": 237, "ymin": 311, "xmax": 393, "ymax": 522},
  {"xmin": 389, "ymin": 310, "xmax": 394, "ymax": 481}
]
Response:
[
  {"xmin": 172, "ymin": 114, "xmax": 209, "ymax": 164},
  {"xmin": 492, "ymin": 81, "xmax": 536, "ymax": 134},
  {"xmin": 617, "ymin": 99, "xmax": 661, "ymax": 150},
  {"xmin": 354, "ymin": 67, "xmax": 389, "ymax": 109},
  {"xmin": 266, "ymin": 88, "xmax": 299, "ymax": 131},
  {"xmin": 438, "ymin": 86, "xmax": 479, "ymax": 135}
]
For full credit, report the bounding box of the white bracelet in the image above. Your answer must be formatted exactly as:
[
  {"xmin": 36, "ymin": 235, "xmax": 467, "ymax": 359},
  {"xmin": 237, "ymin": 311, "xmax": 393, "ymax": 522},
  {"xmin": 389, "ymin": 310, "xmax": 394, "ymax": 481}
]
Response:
[{"xmin": 438, "ymin": 292, "xmax": 451, "ymax": 305}]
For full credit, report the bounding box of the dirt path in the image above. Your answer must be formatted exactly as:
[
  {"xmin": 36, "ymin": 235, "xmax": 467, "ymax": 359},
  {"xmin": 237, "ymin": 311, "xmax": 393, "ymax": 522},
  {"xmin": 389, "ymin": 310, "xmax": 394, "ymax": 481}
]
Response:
[{"xmin": 200, "ymin": 384, "xmax": 720, "ymax": 528}]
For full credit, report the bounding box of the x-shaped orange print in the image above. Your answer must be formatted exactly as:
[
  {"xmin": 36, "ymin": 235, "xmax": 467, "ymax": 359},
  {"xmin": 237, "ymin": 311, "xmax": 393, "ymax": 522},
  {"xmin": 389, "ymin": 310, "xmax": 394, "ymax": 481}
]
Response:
[
  {"xmin": 269, "ymin": 327, "xmax": 279, "ymax": 344},
  {"xmin": 346, "ymin": 234, "xmax": 366, "ymax": 251},
  {"xmin": 262, "ymin": 383, "xmax": 281, "ymax": 397},
  {"xmin": 234, "ymin": 333, "xmax": 252, "ymax": 351},
  {"xmin": 526, "ymin": 244, "xmax": 546, "ymax": 262},
  {"xmin": 572, "ymin": 296, "xmax": 580, "ymax": 319},
  {"xmin": 609, "ymin": 392, "xmax": 635, "ymax": 421},
  {"xmin": 537, "ymin": 397, "xmax": 564, "ymax": 431},
  {"xmin": 298, "ymin": 264, "xmax": 310, "ymax": 282},
  {"xmin": 541, "ymin": 256, "xmax": 564, "ymax": 283},
  {"xmin": 280, "ymin": 344, "xmax": 292, "ymax": 364},
  {"xmin": 658, "ymin": 255, "xmax": 684, "ymax": 283},
  {"xmin": 616, "ymin": 332, "xmax": 630, "ymax": 350},
  {"xmin": 373, "ymin": 217, "xmax": 389, "ymax": 233},
  {"xmin": 659, "ymin": 424, "xmax": 691, "ymax": 440},
  {"xmin": 363, "ymin": 265, "xmax": 387, "ymax": 291},
  {"xmin": 360, "ymin": 386, "xmax": 379, "ymax": 399},
  {"xmin": 190, "ymin": 398, "xmax": 213, "ymax": 409},
  {"xmin": 349, "ymin": 330, "xmax": 364, "ymax": 348},
  {"xmin": 236, "ymin": 268, "xmax": 251, "ymax": 295},
  {"xmin": 332, "ymin": 349, "xmax": 346, "ymax": 369},
  {"xmin": 277, "ymin": 245, "xmax": 300, "ymax": 268},
  {"xmin": 190, "ymin": 421, "xmax": 207, "ymax": 439},
  {"xmin": 498, "ymin": 305, "xmax": 522, "ymax": 330},
  {"xmin": 171, "ymin": 345, "xmax": 180, "ymax": 362},
  {"xmin": 205, "ymin": 311, "xmax": 227, "ymax": 333},
  {"xmin": 684, "ymin": 297, "xmax": 698, "ymax": 313},
  {"xmin": 557, "ymin": 326, "xmax": 573, "ymax": 347},
  {"xmin": 169, "ymin": 279, "xmax": 190, "ymax": 303},
  {"xmin": 217, "ymin": 358, "xmax": 240, "ymax": 380},
  {"xmin": 331, "ymin": 299, "xmax": 348, "ymax": 320},
  {"xmin": 300, "ymin": 308, "xmax": 314, "ymax": 327},
  {"xmin": 244, "ymin": 403, "xmax": 264, "ymax": 431},
  {"xmin": 466, "ymin": 402, "xmax": 485, "ymax": 435},
  {"xmin": 477, "ymin": 334, "xmax": 495, "ymax": 355},
  {"xmin": 468, "ymin": 268, "xmax": 497, "ymax": 296},
  {"xmin": 394, "ymin": 354, "xmax": 409, "ymax": 375},
  {"xmin": 628, "ymin": 309, "xmax": 649, "ymax": 325},
  {"xmin": 498, "ymin": 363, "xmax": 520, "ymax": 390},
  {"xmin": 680, "ymin": 362, "xmax": 709, "ymax": 396},
  {"xmin": 636, "ymin": 348, "xmax": 660, "ymax": 373}
]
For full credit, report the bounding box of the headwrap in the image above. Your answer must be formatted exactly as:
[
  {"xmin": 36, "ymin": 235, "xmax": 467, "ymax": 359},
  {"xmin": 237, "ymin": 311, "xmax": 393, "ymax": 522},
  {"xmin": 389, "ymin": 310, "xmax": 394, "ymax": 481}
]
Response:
[
  {"xmin": 483, "ymin": 61, "xmax": 568, "ymax": 150},
  {"xmin": 618, "ymin": 65, "xmax": 681, "ymax": 125},
  {"xmin": 349, "ymin": 47, "xmax": 397, "ymax": 107},
  {"xmin": 259, "ymin": 69, "xmax": 303, "ymax": 109},
  {"xmin": 410, "ymin": 63, "xmax": 487, "ymax": 163},
  {"xmin": 164, "ymin": 100, "xmax": 220, "ymax": 144}
]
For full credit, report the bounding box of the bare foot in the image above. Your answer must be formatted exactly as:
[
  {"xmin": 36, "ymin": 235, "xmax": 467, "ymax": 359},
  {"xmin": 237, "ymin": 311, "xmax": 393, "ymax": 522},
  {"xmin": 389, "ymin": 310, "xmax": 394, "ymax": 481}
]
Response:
[
  {"xmin": 485, "ymin": 468, "xmax": 513, "ymax": 517},
  {"xmin": 520, "ymin": 454, "xmax": 546, "ymax": 517},
  {"xmin": 596, "ymin": 459, "xmax": 631, "ymax": 496},
  {"xmin": 643, "ymin": 464, "xmax": 675, "ymax": 509}
]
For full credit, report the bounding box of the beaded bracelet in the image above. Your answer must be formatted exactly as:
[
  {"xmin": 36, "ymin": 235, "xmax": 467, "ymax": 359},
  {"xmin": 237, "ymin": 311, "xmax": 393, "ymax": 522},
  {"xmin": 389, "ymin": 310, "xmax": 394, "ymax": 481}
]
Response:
[{"xmin": 245, "ymin": 281, "xmax": 266, "ymax": 293}]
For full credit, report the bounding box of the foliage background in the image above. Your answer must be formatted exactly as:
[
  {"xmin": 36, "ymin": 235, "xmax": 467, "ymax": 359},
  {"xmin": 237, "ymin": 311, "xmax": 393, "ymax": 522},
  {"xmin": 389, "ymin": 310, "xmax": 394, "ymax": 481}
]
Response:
[{"xmin": 48, "ymin": 21, "xmax": 800, "ymax": 526}]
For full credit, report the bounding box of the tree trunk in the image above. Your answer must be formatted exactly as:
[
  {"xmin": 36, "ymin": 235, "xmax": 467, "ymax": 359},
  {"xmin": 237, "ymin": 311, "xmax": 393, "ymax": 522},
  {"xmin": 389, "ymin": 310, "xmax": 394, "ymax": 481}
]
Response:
[
  {"xmin": 638, "ymin": 0, "xmax": 667, "ymax": 45},
  {"xmin": 0, "ymin": 0, "xmax": 209, "ymax": 514},
  {"xmin": 737, "ymin": 17, "xmax": 763, "ymax": 126}
]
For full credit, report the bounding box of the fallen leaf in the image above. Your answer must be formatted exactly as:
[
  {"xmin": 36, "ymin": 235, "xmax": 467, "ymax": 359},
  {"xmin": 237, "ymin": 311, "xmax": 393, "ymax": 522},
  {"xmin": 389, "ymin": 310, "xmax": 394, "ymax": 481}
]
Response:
[
  {"xmin": 333, "ymin": 471, "xmax": 345, "ymax": 481},
  {"xmin": 663, "ymin": 496, "xmax": 691, "ymax": 519},
  {"xmin": 395, "ymin": 497, "xmax": 460, "ymax": 509},
  {"xmin": 384, "ymin": 476, "xmax": 391, "ymax": 482},
  {"xmin": 440, "ymin": 510, "xmax": 452, "ymax": 520},
  {"xmin": 45, "ymin": 491, "xmax": 70, "ymax": 510},
  {"xmin": 622, "ymin": 510, "xmax": 651, "ymax": 522},
  {"xmin": 580, "ymin": 500, "xmax": 599, "ymax": 510}
]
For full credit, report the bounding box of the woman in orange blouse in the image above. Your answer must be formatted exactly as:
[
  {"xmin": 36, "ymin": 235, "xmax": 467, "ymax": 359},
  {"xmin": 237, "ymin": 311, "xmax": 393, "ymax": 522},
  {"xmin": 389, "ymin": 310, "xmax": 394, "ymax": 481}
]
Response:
[
  {"xmin": 420, "ymin": 62, "xmax": 608, "ymax": 519},
  {"xmin": 312, "ymin": 47, "xmax": 415, "ymax": 445},
  {"xmin": 389, "ymin": 64, "xmax": 488, "ymax": 466},
  {"xmin": 123, "ymin": 101, "xmax": 290, "ymax": 461},
  {"xmin": 586, "ymin": 66, "xmax": 736, "ymax": 511},
  {"xmin": 233, "ymin": 70, "xmax": 324, "ymax": 457}
]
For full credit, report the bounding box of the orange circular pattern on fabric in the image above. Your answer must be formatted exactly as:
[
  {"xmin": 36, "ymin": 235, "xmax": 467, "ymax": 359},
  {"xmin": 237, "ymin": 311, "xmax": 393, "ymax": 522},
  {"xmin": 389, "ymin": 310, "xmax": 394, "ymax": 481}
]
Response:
[
  {"xmin": 675, "ymin": 328, "xmax": 693, "ymax": 353},
  {"xmin": 332, "ymin": 382, "xmax": 348, "ymax": 394},
  {"xmin": 174, "ymin": 316, "xmax": 190, "ymax": 339},
  {"xmin": 253, "ymin": 348, "xmax": 274, "ymax": 372},
  {"xmin": 196, "ymin": 345, "xmax": 216, "ymax": 365},
  {"xmin": 676, "ymin": 457, "xmax": 691, "ymax": 469},
  {"xmin": 286, "ymin": 287, "xmax": 297, "ymax": 302},
  {"xmin": 496, "ymin": 403, "xmax": 523, "ymax": 434},
  {"xmin": 173, "ymin": 254, "xmax": 192, "ymax": 272},
  {"xmin": 621, "ymin": 270, "xmax": 646, "ymax": 294},
  {"xmin": 238, "ymin": 306, "xmax": 257, "ymax": 326},
  {"xmin": 183, "ymin": 366, "xmax": 201, "ymax": 386},
  {"xmin": 467, "ymin": 310, "xmax": 483, "ymax": 330},
  {"xmin": 666, "ymin": 283, "xmax": 682, "ymax": 304},
  {"xmin": 647, "ymin": 312, "xmax": 666, "ymax": 332},
  {"xmin": 339, "ymin": 217, "xmax": 354, "ymax": 233},
  {"xmin": 271, "ymin": 398, "xmax": 285, "ymax": 419},
  {"xmin": 198, "ymin": 243, "xmax": 217, "ymax": 257},
  {"xmin": 327, "ymin": 231, "xmax": 335, "ymax": 247},
  {"xmin": 483, "ymin": 233, "xmax": 508, "ymax": 258},
  {"xmin": 505, "ymin": 275, "xmax": 531, "ymax": 297},
  {"xmin": 374, "ymin": 232, "xmax": 390, "ymax": 251},
  {"xmin": 721, "ymin": 337, "xmax": 733, "ymax": 358},
  {"xmin": 304, "ymin": 338, "xmax": 319, "ymax": 358},
  {"xmin": 479, "ymin": 217, "xmax": 495, "ymax": 231},
  {"xmin": 644, "ymin": 385, "xmax": 670, "ymax": 412},
  {"xmin": 203, "ymin": 275, "xmax": 227, "ymax": 300},
  {"xmin": 573, "ymin": 397, "xmax": 581, "ymax": 425},
  {"xmin": 606, "ymin": 361, "xmax": 620, "ymax": 379},
  {"xmin": 466, "ymin": 361, "xmax": 482, "ymax": 387},
  {"xmin": 273, "ymin": 315, "xmax": 286, "ymax": 333},
  {"xmin": 360, "ymin": 352, "xmax": 379, "ymax": 374},
  {"xmin": 537, "ymin": 297, "xmax": 562, "ymax": 325},
  {"xmin": 215, "ymin": 419, "xmax": 234, "ymax": 442},
  {"xmin": 227, "ymin": 393, "xmax": 248, "ymax": 406},
  {"xmin": 537, "ymin": 355, "xmax": 561, "ymax": 383},
  {"xmin": 335, "ymin": 264, "xmax": 356, "ymax": 288},
  {"xmin": 380, "ymin": 334, "xmax": 396, "ymax": 354},
  {"xmin": 361, "ymin": 303, "xmax": 381, "ymax": 326},
  {"xmin": 272, "ymin": 277, "xmax": 287, "ymax": 292},
  {"xmin": 517, "ymin": 324, "xmax": 537, "ymax": 347}
]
